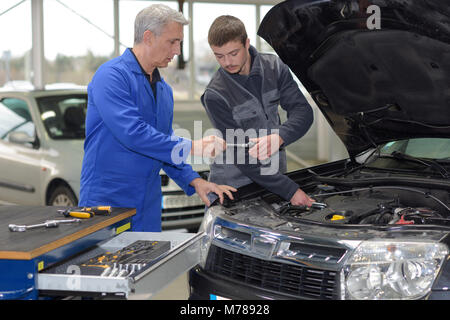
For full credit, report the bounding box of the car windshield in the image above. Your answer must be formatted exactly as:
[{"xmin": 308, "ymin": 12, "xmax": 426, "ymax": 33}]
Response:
[
  {"xmin": 36, "ymin": 94, "xmax": 87, "ymax": 139},
  {"xmin": 0, "ymin": 98, "xmax": 34, "ymax": 140},
  {"xmin": 363, "ymin": 138, "xmax": 450, "ymax": 178},
  {"xmin": 379, "ymin": 138, "xmax": 450, "ymax": 160}
]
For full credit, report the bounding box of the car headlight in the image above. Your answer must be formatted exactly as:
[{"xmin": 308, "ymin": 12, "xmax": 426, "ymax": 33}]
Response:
[
  {"xmin": 342, "ymin": 241, "xmax": 448, "ymax": 300},
  {"xmin": 197, "ymin": 206, "xmax": 222, "ymax": 268}
]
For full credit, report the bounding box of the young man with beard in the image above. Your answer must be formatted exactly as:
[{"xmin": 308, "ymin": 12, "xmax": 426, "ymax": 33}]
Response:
[{"xmin": 202, "ymin": 15, "xmax": 314, "ymax": 206}]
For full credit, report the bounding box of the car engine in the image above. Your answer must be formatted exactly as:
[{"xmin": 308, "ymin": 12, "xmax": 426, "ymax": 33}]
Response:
[{"xmin": 263, "ymin": 171, "xmax": 450, "ymax": 227}]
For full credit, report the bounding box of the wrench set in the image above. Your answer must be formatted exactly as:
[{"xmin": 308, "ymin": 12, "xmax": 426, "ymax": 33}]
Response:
[{"xmin": 77, "ymin": 240, "xmax": 171, "ymax": 278}]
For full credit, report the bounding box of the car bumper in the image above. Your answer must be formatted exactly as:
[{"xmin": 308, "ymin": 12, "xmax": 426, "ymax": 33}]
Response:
[
  {"xmin": 189, "ymin": 266, "xmax": 450, "ymax": 300},
  {"xmin": 189, "ymin": 267, "xmax": 307, "ymax": 300}
]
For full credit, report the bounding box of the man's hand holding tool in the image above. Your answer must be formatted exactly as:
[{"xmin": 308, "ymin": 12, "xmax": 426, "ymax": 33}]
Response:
[
  {"xmin": 191, "ymin": 135, "xmax": 226, "ymax": 158},
  {"xmin": 249, "ymin": 134, "xmax": 284, "ymax": 160}
]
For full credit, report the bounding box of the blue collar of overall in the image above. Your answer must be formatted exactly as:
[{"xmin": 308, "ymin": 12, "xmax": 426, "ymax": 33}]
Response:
[
  {"xmin": 126, "ymin": 48, "xmax": 161, "ymax": 83},
  {"xmin": 125, "ymin": 48, "xmax": 161, "ymax": 99}
]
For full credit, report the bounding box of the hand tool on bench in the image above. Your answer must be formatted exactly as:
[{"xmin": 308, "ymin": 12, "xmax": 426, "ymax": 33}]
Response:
[
  {"xmin": 58, "ymin": 206, "xmax": 112, "ymax": 219},
  {"xmin": 82, "ymin": 206, "xmax": 111, "ymax": 215},
  {"xmin": 8, "ymin": 218, "xmax": 81, "ymax": 232}
]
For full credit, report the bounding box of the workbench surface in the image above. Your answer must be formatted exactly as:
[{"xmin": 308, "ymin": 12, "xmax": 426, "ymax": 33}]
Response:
[{"xmin": 0, "ymin": 205, "xmax": 135, "ymax": 260}]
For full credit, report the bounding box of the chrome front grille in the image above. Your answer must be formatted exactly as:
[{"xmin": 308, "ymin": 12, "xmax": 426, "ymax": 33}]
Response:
[{"xmin": 205, "ymin": 245, "xmax": 339, "ymax": 299}]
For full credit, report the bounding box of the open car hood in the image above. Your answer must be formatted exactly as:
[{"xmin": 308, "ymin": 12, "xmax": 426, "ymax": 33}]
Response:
[{"xmin": 258, "ymin": 0, "xmax": 450, "ymax": 158}]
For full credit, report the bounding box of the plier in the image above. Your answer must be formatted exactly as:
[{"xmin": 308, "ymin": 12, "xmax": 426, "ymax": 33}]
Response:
[{"xmin": 58, "ymin": 206, "xmax": 112, "ymax": 219}]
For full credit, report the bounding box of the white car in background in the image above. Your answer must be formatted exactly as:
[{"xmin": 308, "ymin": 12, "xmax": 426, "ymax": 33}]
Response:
[{"xmin": 0, "ymin": 88, "xmax": 208, "ymax": 231}]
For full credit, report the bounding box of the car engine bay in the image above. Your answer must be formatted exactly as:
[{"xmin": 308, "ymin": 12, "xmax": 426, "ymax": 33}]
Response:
[
  {"xmin": 224, "ymin": 167, "xmax": 450, "ymax": 229},
  {"xmin": 271, "ymin": 186, "xmax": 450, "ymax": 226}
]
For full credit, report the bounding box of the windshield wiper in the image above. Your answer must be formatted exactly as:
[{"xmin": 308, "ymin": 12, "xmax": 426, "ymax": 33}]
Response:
[
  {"xmin": 435, "ymin": 157, "xmax": 450, "ymax": 164},
  {"xmin": 389, "ymin": 151, "xmax": 450, "ymax": 178}
]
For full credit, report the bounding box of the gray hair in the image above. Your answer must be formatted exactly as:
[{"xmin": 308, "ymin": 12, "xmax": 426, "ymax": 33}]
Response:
[{"xmin": 134, "ymin": 4, "xmax": 189, "ymax": 44}]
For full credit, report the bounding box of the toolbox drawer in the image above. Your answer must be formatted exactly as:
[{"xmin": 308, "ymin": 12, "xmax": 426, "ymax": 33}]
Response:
[{"xmin": 37, "ymin": 231, "xmax": 205, "ymax": 299}]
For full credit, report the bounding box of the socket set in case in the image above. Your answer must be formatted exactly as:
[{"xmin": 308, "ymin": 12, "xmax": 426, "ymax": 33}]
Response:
[{"xmin": 77, "ymin": 240, "xmax": 171, "ymax": 277}]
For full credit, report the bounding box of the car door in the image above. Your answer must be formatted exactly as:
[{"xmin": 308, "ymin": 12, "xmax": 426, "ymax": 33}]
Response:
[{"xmin": 0, "ymin": 96, "xmax": 43, "ymax": 205}]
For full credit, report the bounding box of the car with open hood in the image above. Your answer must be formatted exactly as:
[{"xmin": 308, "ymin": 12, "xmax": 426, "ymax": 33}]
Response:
[{"xmin": 189, "ymin": 0, "xmax": 450, "ymax": 300}]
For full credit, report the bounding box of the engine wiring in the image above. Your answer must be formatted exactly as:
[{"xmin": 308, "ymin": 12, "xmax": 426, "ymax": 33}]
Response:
[
  {"xmin": 310, "ymin": 185, "xmax": 450, "ymax": 213},
  {"xmin": 269, "ymin": 184, "xmax": 450, "ymax": 227}
]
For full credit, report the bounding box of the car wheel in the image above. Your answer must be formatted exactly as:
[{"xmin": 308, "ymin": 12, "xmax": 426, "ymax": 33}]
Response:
[{"xmin": 48, "ymin": 185, "xmax": 77, "ymax": 207}]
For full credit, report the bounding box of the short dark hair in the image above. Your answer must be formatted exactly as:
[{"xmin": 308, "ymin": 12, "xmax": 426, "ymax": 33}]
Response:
[{"xmin": 208, "ymin": 15, "xmax": 247, "ymax": 47}]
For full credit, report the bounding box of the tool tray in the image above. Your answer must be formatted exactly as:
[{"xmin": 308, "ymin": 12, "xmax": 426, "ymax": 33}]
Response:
[
  {"xmin": 44, "ymin": 240, "xmax": 171, "ymax": 277},
  {"xmin": 37, "ymin": 231, "xmax": 204, "ymax": 299}
]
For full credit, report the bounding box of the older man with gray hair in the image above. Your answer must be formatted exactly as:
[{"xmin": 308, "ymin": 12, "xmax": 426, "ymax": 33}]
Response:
[{"xmin": 80, "ymin": 4, "xmax": 235, "ymax": 232}]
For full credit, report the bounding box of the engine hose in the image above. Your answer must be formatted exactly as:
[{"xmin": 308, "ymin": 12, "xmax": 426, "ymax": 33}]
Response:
[
  {"xmin": 310, "ymin": 186, "xmax": 450, "ymax": 213},
  {"xmin": 347, "ymin": 207, "xmax": 380, "ymax": 224}
]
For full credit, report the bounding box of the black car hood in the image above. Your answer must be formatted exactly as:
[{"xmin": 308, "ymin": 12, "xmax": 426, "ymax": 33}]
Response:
[{"xmin": 258, "ymin": 0, "xmax": 450, "ymax": 158}]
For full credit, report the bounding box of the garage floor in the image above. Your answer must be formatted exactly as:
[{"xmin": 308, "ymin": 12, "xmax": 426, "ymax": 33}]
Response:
[{"xmin": 150, "ymin": 272, "xmax": 189, "ymax": 300}]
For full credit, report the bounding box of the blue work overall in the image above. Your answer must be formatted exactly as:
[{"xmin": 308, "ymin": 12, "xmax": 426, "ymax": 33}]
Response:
[{"xmin": 79, "ymin": 48, "xmax": 199, "ymax": 231}]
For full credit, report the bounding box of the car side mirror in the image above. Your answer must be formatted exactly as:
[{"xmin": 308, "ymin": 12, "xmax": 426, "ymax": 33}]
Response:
[{"xmin": 9, "ymin": 131, "xmax": 36, "ymax": 146}]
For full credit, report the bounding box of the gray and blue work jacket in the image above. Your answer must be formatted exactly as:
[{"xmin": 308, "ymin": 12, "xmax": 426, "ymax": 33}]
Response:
[{"xmin": 201, "ymin": 46, "xmax": 313, "ymax": 201}]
